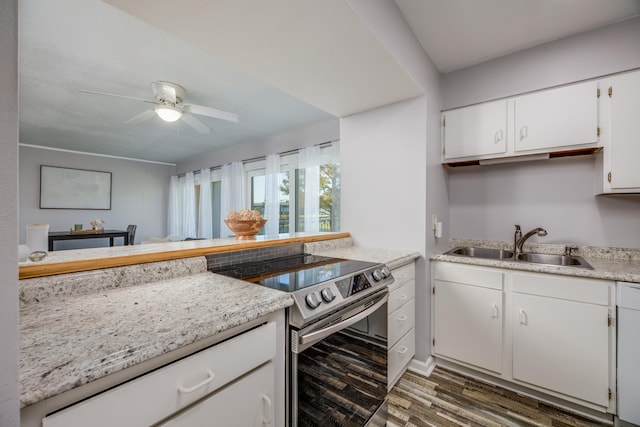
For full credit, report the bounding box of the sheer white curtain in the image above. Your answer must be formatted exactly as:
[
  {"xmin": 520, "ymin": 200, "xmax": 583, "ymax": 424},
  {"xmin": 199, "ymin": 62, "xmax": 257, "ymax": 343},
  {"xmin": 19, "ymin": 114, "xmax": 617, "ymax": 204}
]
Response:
[
  {"xmin": 182, "ymin": 172, "xmax": 197, "ymax": 238},
  {"xmin": 198, "ymin": 168, "xmax": 213, "ymax": 238},
  {"xmin": 264, "ymin": 153, "xmax": 281, "ymax": 236},
  {"xmin": 299, "ymin": 145, "xmax": 321, "ymax": 232},
  {"xmin": 220, "ymin": 161, "xmax": 246, "ymax": 237},
  {"xmin": 168, "ymin": 175, "xmax": 180, "ymax": 236},
  {"xmin": 167, "ymin": 173, "xmax": 197, "ymax": 238}
]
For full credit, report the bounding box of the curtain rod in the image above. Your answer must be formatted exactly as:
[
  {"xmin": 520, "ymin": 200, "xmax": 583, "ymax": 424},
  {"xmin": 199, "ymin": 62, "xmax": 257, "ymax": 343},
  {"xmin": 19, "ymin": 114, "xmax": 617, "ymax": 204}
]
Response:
[{"xmin": 177, "ymin": 140, "xmax": 337, "ymax": 178}]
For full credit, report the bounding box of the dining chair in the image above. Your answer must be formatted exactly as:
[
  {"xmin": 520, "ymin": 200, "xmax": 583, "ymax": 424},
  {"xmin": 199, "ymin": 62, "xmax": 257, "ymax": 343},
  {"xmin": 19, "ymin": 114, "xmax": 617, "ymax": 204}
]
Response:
[{"xmin": 126, "ymin": 224, "xmax": 137, "ymax": 245}]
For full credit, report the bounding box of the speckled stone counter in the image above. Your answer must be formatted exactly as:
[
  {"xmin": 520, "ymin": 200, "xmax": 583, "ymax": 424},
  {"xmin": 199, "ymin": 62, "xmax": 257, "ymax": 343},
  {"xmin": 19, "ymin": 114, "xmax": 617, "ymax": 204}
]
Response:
[
  {"xmin": 20, "ymin": 238, "xmax": 416, "ymax": 409},
  {"xmin": 20, "ymin": 257, "xmax": 208, "ymax": 304},
  {"xmin": 20, "ymin": 271, "xmax": 293, "ymax": 407},
  {"xmin": 305, "ymin": 238, "xmax": 421, "ymax": 270},
  {"xmin": 432, "ymin": 238, "xmax": 640, "ymax": 283}
]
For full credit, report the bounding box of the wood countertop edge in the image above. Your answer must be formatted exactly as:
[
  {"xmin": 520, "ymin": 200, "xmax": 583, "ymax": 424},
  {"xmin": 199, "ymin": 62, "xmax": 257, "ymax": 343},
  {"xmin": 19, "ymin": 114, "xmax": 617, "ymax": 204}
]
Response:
[{"xmin": 19, "ymin": 232, "xmax": 351, "ymax": 279}]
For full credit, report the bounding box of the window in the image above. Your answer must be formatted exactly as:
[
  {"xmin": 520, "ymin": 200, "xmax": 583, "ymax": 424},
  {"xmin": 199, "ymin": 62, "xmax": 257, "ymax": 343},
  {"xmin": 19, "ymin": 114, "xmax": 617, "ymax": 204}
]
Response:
[
  {"xmin": 172, "ymin": 143, "xmax": 339, "ymax": 239},
  {"xmin": 245, "ymin": 143, "xmax": 340, "ymax": 234}
]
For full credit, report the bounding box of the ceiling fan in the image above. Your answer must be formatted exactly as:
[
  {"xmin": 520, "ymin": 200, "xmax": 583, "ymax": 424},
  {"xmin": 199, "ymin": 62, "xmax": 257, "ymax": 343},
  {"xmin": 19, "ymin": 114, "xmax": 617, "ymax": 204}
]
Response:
[{"xmin": 80, "ymin": 81, "xmax": 239, "ymax": 134}]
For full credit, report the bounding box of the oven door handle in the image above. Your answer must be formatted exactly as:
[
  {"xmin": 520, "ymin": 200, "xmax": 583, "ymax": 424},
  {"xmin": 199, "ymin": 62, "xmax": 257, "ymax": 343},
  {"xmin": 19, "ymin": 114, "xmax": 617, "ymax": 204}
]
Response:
[{"xmin": 299, "ymin": 293, "xmax": 388, "ymax": 347}]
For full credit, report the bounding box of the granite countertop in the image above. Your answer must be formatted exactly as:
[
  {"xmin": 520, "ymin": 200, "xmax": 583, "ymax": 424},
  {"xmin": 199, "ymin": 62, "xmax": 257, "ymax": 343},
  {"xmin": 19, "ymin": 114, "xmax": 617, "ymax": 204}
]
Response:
[
  {"xmin": 305, "ymin": 241, "xmax": 421, "ymax": 270},
  {"xmin": 20, "ymin": 243, "xmax": 418, "ymax": 409},
  {"xmin": 19, "ymin": 260, "xmax": 293, "ymax": 408},
  {"xmin": 431, "ymin": 239, "xmax": 640, "ymax": 283}
]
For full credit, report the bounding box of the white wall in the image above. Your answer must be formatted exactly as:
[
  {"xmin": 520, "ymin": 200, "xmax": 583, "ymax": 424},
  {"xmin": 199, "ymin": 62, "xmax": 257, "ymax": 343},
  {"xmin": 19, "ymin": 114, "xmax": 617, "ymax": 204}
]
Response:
[
  {"xmin": 19, "ymin": 146, "xmax": 175, "ymax": 246},
  {"xmin": 0, "ymin": 0, "xmax": 20, "ymax": 425},
  {"xmin": 443, "ymin": 16, "xmax": 640, "ymax": 248},
  {"xmin": 341, "ymin": 0, "xmax": 445, "ymax": 364},
  {"xmin": 341, "ymin": 97, "xmax": 427, "ymax": 250},
  {"xmin": 176, "ymin": 119, "xmax": 339, "ymax": 174}
]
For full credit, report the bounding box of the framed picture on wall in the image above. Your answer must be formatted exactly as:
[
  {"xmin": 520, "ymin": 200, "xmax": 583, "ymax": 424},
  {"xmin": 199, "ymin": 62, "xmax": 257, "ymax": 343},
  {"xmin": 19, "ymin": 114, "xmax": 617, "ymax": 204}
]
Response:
[{"xmin": 39, "ymin": 165, "xmax": 112, "ymax": 210}]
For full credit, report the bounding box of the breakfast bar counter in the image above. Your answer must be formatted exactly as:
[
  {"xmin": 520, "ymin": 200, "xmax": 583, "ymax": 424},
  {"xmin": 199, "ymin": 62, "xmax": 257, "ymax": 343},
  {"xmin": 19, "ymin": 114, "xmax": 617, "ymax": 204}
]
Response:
[{"xmin": 19, "ymin": 231, "xmax": 350, "ymax": 279}]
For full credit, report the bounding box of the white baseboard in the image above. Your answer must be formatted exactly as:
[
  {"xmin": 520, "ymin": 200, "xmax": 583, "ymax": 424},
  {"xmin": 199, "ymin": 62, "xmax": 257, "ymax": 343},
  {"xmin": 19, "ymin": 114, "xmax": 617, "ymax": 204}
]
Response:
[{"xmin": 407, "ymin": 356, "xmax": 436, "ymax": 377}]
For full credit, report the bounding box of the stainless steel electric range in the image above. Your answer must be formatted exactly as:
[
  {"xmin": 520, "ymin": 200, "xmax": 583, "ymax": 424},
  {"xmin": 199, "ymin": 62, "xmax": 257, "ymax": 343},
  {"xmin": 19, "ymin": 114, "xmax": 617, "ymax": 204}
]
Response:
[{"xmin": 212, "ymin": 253, "xmax": 394, "ymax": 427}]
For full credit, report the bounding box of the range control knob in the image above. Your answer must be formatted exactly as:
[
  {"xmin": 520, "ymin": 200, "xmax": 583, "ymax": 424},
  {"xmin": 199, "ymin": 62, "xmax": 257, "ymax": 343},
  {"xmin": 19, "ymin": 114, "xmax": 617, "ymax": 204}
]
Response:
[
  {"xmin": 305, "ymin": 293, "xmax": 321, "ymax": 309},
  {"xmin": 320, "ymin": 288, "xmax": 336, "ymax": 302},
  {"xmin": 372, "ymin": 269, "xmax": 384, "ymax": 282},
  {"xmin": 381, "ymin": 266, "xmax": 391, "ymax": 278}
]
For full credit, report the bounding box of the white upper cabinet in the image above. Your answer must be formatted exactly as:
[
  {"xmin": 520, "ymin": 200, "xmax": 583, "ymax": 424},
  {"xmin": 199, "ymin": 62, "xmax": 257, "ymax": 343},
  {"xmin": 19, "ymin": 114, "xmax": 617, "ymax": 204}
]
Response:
[
  {"xmin": 442, "ymin": 80, "xmax": 600, "ymax": 163},
  {"xmin": 597, "ymin": 69, "xmax": 640, "ymax": 193},
  {"xmin": 442, "ymin": 100, "xmax": 508, "ymax": 160},
  {"xmin": 514, "ymin": 81, "xmax": 598, "ymax": 153}
]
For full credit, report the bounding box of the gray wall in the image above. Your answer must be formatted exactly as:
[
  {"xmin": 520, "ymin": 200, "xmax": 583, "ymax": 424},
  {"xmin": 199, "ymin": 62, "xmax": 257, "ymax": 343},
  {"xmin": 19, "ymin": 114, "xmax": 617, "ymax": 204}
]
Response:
[
  {"xmin": 442, "ymin": 16, "xmax": 640, "ymax": 110},
  {"xmin": 0, "ymin": 0, "xmax": 19, "ymax": 425},
  {"xmin": 443, "ymin": 16, "xmax": 640, "ymax": 249},
  {"xmin": 450, "ymin": 156, "xmax": 640, "ymax": 247},
  {"xmin": 19, "ymin": 146, "xmax": 175, "ymax": 247},
  {"xmin": 176, "ymin": 119, "xmax": 339, "ymax": 174}
]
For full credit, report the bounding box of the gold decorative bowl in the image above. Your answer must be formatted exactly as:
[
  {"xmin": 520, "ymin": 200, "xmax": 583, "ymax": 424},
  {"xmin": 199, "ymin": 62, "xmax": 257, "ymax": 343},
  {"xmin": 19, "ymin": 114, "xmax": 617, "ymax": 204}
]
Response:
[{"xmin": 224, "ymin": 219, "xmax": 267, "ymax": 240}]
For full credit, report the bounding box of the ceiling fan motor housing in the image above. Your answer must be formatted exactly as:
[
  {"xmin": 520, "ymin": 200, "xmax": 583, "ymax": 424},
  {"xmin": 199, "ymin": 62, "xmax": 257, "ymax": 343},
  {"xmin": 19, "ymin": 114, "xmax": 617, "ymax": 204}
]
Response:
[{"xmin": 152, "ymin": 81, "xmax": 185, "ymax": 105}]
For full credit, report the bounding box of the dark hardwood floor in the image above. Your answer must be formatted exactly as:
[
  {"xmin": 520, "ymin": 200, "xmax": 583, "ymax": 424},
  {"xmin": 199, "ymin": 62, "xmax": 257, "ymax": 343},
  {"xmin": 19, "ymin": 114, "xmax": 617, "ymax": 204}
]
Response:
[{"xmin": 387, "ymin": 367, "xmax": 610, "ymax": 427}]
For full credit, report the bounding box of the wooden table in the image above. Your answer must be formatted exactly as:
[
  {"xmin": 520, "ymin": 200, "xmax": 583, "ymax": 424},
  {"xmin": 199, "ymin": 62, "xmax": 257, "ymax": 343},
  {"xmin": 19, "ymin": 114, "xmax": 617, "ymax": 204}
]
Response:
[{"xmin": 48, "ymin": 229, "xmax": 129, "ymax": 251}]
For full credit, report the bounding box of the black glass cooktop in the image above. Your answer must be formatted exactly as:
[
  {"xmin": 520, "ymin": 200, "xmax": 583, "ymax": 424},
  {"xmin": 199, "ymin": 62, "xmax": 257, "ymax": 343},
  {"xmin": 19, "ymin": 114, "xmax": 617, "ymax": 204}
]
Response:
[{"xmin": 211, "ymin": 253, "xmax": 378, "ymax": 293}]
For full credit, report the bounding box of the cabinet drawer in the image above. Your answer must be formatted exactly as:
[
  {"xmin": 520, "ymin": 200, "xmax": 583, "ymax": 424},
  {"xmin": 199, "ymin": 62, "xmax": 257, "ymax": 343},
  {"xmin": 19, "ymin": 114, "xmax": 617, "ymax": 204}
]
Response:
[
  {"xmin": 388, "ymin": 328, "xmax": 415, "ymax": 388},
  {"xmin": 513, "ymin": 272, "xmax": 612, "ymax": 305},
  {"xmin": 388, "ymin": 263, "xmax": 415, "ymax": 292},
  {"xmin": 388, "ymin": 280, "xmax": 415, "ymax": 314},
  {"xmin": 388, "ymin": 298, "xmax": 414, "ymax": 345},
  {"xmin": 43, "ymin": 322, "xmax": 276, "ymax": 427},
  {"xmin": 160, "ymin": 362, "xmax": 275, "ymax": 426},
  {"xmin": 435, "ymin": 262, "xmax": 503, "ymax": 290}
]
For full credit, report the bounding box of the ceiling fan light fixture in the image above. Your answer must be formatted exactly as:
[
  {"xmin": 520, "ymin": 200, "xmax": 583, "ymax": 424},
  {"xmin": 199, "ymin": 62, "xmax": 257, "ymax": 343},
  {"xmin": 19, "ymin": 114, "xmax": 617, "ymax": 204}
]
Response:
[{"xmin": 155, "ymin": 105, "xmax": 182, "ymax": 122}]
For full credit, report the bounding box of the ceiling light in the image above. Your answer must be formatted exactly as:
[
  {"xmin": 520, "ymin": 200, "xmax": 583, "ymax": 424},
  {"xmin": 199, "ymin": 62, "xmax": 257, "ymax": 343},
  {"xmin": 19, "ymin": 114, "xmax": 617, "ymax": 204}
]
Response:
[{"xmin": 155, "ymin": 105, "xmax": 182, "ymax": 122}]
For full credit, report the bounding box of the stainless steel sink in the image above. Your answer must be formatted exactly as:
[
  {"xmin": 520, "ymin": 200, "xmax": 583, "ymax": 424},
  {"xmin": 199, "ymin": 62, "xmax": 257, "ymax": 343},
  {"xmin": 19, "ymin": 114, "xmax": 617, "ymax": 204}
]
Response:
[
  {"xmin": 515, "ymin": 253, "xmax": 593, "ymax": 269},
  {"xmin": 445, "ymin": 247, "xmax": 514, "ymax": 260},
  {"xmin": 444, "ymin": 247, "xmax": 593, "ymax": 269}
]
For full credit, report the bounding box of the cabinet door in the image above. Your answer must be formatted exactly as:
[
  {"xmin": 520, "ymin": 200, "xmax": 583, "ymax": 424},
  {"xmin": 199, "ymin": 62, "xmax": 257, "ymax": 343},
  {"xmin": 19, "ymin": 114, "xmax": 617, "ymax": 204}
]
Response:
[
  {"xmin": 609, "ymin": 71, "xmax": 640, "ymax": 190},
  {"xmin": 514, "ymin": 81, "xmax": 598, "ymax": 153},
  {"xmin": 434, "ymin": 281, "xmax": 503, "ymax": 373},
  {"xmin": 160, "ymin": 362, "xmax": 275, "ymax": 426},
  {"xmin": 512, "ymin": 293, "xmax": 609, "ymax": 406},
  {"xmin": 443, "ymin": 99, "xmax": 508, "ymax": 160}
]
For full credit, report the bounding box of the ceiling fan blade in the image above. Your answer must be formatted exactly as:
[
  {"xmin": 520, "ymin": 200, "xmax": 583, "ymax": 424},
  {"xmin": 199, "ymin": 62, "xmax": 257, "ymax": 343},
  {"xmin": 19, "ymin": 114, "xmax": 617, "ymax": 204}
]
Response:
[
  {"xmin": 181, "ymin": 114, "xmax": 211, "ymax": 134},
  {"xmin": 79, "ymin": 89, "xmax": 155, "ymax": 103},
  {"xmin": 183, "ymin": 103, "xmax": 239, "ymax": 123},
  {"xmin": 126, "ymin": 109, "xmax": 156, "ymax": 125}
]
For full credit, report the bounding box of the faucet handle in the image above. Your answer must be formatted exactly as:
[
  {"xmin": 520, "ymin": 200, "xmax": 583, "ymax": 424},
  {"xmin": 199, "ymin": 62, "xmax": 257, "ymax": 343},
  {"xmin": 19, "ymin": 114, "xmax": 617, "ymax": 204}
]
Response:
[
  {"xmin": 564, "ymin": 246, "xmax": 578, "ymax": 256},
  {"xmin": 515, "ymin": 224, "xmax": 521, "ymax": 230}
]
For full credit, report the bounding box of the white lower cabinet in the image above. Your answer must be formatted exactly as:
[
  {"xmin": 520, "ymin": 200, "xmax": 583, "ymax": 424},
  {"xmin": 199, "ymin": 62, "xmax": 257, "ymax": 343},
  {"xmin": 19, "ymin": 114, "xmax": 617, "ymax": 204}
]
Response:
[
  {"xmin": 512, "ymin": 273, "xmax": 612, "ymax": 408},
  {"xmin": 42, "ymin": 321, "xmax": 277, "ymax": 427},
  {"xmin": 387, "ymin": 262, "xmax": 416, "ymax": 390},
  {"xmin": 433, "ymin": 262, "xmax": 504, "ymax": 373},
  {"xmin": 432, "ymin": 262, "xmax": 616, "ymax": 413}
]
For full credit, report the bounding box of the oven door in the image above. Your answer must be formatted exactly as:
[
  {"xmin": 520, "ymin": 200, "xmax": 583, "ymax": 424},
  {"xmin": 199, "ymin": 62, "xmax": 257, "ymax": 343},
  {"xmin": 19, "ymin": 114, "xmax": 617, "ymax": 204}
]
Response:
[{"xmin": 290, "ymin": 289, "xmax": 388, "ymax": 427}]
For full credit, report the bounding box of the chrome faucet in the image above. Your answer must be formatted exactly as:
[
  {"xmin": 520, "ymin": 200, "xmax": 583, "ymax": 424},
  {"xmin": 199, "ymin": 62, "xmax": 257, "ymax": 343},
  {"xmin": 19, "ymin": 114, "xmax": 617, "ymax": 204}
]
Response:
[
  {"xmin": 514, "ymin": 225, "xmax": 522, "ymax": 254},
  {"xmin": 515, "ymin": 226, "xmax": 548, "ymax": 255}
]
